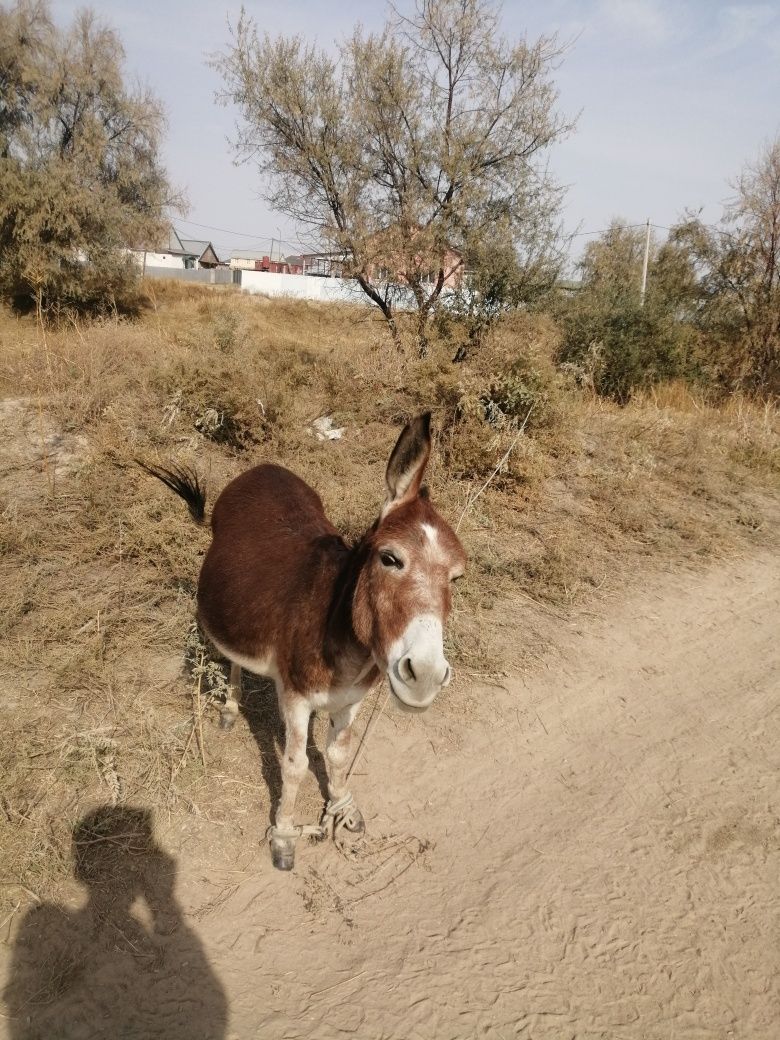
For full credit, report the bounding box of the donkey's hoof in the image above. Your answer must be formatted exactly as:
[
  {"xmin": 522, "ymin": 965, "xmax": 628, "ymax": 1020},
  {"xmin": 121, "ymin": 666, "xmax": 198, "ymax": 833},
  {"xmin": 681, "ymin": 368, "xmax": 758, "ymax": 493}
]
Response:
[
  {"xmin": 324, "ymin": 793, "xmax": 365, "ymax": 843},
  {"xmin": 342, "ymin": 806, "xmax": 365, "ymax": 835},
  {"xmin": 270, "ymin": 834, "xmax": 296, "ymax": 871},
  {"xmin": 219, "ymin": 707, "xmax": 238, "ymax": 731},
  {"xmin": 333, "ymin": 806, "xmax": 365, "ymax": 852}
]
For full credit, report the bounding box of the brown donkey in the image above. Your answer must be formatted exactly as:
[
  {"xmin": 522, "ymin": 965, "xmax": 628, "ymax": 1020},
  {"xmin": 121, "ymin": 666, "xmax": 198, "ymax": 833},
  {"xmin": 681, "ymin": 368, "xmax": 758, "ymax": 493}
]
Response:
[{"xmin": 141, "ymin": 413, "xmax": 466, "ymax": 869}]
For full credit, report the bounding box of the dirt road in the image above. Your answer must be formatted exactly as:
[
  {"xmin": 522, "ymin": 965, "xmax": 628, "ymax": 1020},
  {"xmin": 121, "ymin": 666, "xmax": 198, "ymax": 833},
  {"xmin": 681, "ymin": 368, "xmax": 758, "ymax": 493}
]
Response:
[{"xmin": 3, "ymin": 550, "xmax": 779, "ymax": 1038}]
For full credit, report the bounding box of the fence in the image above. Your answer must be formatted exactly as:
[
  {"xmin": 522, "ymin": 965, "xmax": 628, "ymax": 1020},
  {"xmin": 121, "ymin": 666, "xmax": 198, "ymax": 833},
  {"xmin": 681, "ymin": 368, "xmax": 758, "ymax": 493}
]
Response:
[
  {"xmin": 142, "ymin": 265, "xmax": 360, "ymax": 300},
  {"xmin": 143, "ymin": 266, "xmax": 239, "ymax": 285},
  {"xmin": 142, "ymin": 265, "xmax": 442, "ymax": 310},
  {"xmin": 239, "ymin": 270, "xmax": 363, "ymax": 303}
]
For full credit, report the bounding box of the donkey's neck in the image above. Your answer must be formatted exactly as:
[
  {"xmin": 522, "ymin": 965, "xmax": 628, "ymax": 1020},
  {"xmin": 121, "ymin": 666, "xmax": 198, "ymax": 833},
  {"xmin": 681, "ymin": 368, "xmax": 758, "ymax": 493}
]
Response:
[{"xmin": 323, "ymin": 537, "xmax": 374, "ymax": 688}]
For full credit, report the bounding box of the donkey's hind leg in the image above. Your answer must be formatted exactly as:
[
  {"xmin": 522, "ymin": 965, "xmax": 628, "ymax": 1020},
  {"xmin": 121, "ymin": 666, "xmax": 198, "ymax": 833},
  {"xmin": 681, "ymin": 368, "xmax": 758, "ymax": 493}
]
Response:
[{"xmin": 220, "ymin": 661, "xmax": 242, "ymax": 731}]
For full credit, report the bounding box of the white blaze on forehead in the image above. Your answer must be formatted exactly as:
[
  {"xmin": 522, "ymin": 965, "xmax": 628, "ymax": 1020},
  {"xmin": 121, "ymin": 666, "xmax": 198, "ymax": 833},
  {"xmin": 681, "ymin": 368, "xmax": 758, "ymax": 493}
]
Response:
[
  {"xmin": 421, "ymin": 522, "xmax": 439, "ymax": 547},
  {"xmin": 422, "ymin": 524, "xmax": 445, "ymax": 565},
  {"xmin": 421, "ymin": 521, "xmax": 449, "ymax": 567}
]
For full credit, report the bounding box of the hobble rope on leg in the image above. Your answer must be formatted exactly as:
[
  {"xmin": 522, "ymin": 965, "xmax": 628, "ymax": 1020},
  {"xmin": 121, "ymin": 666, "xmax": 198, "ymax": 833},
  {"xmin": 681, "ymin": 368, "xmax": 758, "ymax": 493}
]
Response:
[
  {"xmin": 266, "ymin": 792, "xmax": 365, "ymax": 869},
  {"xmin": 321, "ymin": 791, "xmax": 365, "ymax": 842},
  {"xmin": 266, "ymin": 822, "xmax": 326, "ymax": 842}
]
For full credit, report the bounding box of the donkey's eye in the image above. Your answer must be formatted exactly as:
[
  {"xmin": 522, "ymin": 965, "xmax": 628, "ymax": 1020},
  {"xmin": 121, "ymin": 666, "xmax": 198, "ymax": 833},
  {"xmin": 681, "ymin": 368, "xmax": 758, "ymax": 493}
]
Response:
[{"xmin": 379, "ymin": 550, "xmax": 403, "ymax": 569}]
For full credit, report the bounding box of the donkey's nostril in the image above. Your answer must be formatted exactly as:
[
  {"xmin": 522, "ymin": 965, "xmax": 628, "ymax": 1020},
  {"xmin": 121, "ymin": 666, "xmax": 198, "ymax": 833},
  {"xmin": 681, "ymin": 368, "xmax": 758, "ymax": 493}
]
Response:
[{"xmin": 399, "ymin": 656, "xmax": 416, "ymax": 684}]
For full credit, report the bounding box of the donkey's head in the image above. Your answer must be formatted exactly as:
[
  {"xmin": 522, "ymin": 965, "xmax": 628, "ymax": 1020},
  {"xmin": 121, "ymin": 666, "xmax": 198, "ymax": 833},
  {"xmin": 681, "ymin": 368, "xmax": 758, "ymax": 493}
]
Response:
[{"xmin": 353, "ymin": 413, "xmax": 467, "ymax": 711}]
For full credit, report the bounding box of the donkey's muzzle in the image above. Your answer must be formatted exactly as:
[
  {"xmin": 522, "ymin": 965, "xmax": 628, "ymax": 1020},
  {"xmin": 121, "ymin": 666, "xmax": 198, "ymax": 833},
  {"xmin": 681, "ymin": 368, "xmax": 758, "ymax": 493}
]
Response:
[
  {"xmin": 387, "ymin": 614, "xmax": 452, "ymax": 711},
  {"xmin": 389, "ymin": 669, "xmax": 449, "ymax": 711}
]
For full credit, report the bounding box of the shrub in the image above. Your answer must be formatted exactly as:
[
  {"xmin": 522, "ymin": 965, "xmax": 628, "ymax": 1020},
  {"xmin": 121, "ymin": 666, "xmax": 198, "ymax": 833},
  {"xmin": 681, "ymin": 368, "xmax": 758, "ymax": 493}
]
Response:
[
  {"xmin": 0, "ymin": 2, "xmax": 177, "ymax": 317},
  {"xmin": 482, "ymin": 355, "xmax": 559, "ymax": 430},
  {"xmin": 561, "ymin": 298, "xmax": 698, "ymax": 404},
  {"xmin": 554, "ymin": 220, "xmax": 703, "ymax": 403}
]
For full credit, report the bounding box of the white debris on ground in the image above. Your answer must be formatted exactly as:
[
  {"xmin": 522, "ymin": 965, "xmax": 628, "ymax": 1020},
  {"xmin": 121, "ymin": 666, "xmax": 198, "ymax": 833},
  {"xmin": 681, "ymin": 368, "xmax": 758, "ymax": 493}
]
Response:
[{"xmin": 307, "ymin": 415, "xmax": 346, "ymax": 441}]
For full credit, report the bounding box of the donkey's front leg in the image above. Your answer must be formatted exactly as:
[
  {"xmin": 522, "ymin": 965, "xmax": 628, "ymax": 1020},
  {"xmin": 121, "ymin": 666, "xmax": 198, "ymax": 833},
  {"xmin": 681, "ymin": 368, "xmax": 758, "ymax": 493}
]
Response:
[
  {"xmin": 324, "ymin": 702, "xmax": 365, "ymax": 840},
  {"xmin": 269, "ymin": 695, "xmax": 311, "ymax": 871}
]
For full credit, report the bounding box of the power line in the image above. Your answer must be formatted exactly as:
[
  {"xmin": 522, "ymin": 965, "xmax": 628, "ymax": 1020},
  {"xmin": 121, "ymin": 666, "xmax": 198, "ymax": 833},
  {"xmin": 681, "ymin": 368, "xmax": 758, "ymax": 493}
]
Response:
[
  {"xmin": 176, "ymin": 213, "xmax": 729, "ymax": 264},
  {"xmin": 175, "ymin": 217, "xmax": 271, "ymax": 239},
  {"xmin": 178, "ymin": 213, "xmax": 685, "ymax": 249},
  {"xmin": 570, "ymin": 221, "xmax": 680, "ymax": 239},
  {"xmin": 570, "ymin": 222, "xmax": 649, "ymax": 238},
  {"xmin": 174, "ymin": 217, "xmax": 302, "ymax": 252}
]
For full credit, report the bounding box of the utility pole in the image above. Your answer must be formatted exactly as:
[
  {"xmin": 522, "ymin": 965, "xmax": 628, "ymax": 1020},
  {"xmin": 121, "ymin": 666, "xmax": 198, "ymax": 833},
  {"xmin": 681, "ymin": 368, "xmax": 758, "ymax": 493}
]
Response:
[{"xmin": 640, "ymin": 218, "xmax": 651, "ymax": 307}]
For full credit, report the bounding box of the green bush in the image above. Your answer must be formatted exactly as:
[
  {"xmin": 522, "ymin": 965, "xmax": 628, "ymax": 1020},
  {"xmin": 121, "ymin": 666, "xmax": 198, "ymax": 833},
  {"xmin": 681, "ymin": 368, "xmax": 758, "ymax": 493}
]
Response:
[
  {"xmin": 481, "ymin": 355, "xmax": 559, "ymax": 430},
  {"xmin": 558, "ymin": 297, "xmax": 697, "ymax": 404},
  {"xmin": 553, "ymin": 220, "xmax": 702, "ymax": 403}
]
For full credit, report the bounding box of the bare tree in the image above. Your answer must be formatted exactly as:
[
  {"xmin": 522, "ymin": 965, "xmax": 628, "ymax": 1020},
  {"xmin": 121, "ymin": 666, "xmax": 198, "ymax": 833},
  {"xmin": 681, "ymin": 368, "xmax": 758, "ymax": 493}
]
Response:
[
  {"xmin": 670, "ymin": 138, "xmax": 780, "ymax": 391},
  {"xmin": 0, "ymin": 0, "xmax": 180, "ymax": 316},
  {"xmin": 214, "ymin": 0, "xmax": 572, "ymax": 355}
]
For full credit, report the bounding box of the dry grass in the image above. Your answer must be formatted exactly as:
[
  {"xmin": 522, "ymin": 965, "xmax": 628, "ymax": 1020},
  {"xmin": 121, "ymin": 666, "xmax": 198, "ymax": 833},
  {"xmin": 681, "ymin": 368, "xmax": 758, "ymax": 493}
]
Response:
[{"xmin": 0, "ymin": 283, "xmax": 778, "ymax": 911}]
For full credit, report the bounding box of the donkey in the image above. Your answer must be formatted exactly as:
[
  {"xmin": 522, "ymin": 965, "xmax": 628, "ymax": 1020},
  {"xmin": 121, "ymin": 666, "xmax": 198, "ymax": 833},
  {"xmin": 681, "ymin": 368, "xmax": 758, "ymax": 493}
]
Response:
[{"xmin": 141, "ymin": 413, "xmax": 466, "ymax": 869}]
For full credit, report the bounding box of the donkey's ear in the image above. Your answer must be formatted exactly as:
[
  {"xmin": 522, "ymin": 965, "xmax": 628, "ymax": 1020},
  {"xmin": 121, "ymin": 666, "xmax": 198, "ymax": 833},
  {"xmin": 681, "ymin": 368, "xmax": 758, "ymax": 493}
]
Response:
[{"xmin": 384, "ymin": 412, "xmax": 432, "ymax": 509}]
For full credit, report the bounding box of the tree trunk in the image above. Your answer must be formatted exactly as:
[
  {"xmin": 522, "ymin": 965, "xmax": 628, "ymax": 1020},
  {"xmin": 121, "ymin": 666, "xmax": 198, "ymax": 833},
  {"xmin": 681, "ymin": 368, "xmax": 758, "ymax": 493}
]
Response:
[
  {"xmin": 416, "ymin": 309, "xmax": 430, "ymax": 358},
  {"xmin": 414, "ymin": 269, "xmax": 448, "ymax": 358},
  {"xmin": 354, "ymin": 274, "xmax": 402, "ymax": 351},
  {"xmin": 387, "ymin": 311, "xmax": 402, "ymax": 351}
]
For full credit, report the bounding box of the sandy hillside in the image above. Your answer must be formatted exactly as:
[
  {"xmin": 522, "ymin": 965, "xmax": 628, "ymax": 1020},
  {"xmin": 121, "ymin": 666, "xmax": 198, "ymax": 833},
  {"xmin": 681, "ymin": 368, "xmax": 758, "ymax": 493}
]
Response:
[{"xmin": 2, "ymin": 547, "xmax": 778, "ymax": 1039}]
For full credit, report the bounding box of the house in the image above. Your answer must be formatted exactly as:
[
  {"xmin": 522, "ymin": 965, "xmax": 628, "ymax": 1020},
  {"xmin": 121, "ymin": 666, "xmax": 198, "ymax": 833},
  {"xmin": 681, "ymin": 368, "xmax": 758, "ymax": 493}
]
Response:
[
  {"xmin": 177, "ymin": 238, "xmax": 220, "ymax": 269},
  {"xmin": 368, "ymin": 251, "xmax": 463, "ymax": 289},
  {"xmin": 298, "ymin": 232, "xmax": 462, "ymax": 288},
  {"xmin": 228, "ymin": 235, "xmax": 462, "ymax": 287},
  {"xmin": 129, "ymin": 229, "xmax": 220, "ymax": 270},
  {"xmin": 230, "ymin": 249, "xmax": 344, "ymax": 277},
  {"xmin": 298, "ymin": 251, "xmax": 347, "ymax": 278},
  {"xmin": 290, "ymin": 233, "xmax": 462, "ymax": 285},
  {"xmin": 229, "ymin": 250, "xmax": 302, "ymax": 274},
  {"xmin": 361, "ymin": 228, "xmax": 463, "ymax": 290}
]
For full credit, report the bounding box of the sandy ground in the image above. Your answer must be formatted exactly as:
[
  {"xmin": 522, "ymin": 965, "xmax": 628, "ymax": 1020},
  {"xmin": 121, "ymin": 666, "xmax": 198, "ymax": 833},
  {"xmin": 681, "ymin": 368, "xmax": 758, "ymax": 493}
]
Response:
[{"xmin": 2, "ymin": 548, "xmax": 779, "ymax": 1039}]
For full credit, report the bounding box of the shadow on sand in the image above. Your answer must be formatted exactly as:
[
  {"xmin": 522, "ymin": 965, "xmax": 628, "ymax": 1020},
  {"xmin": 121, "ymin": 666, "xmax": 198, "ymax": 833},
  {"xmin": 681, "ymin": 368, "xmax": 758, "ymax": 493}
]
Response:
[{"xmin": 3, "ymin": 806, "xmax": 228, "ymax": 1040}]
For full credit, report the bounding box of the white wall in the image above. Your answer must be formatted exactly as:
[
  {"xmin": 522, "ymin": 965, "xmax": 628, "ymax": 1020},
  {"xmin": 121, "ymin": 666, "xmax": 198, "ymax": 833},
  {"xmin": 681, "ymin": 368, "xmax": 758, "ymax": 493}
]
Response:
[
  {"xmin": 239, "ymin": 270, "xmax": 445, "ymax": 310},
  {"xmin": 240, "ymin": 270, "xmax": 363, "ymax": 304},
  {"xmin": 128, "ymin": 250, "xmax": 185, "ymax": 270}
]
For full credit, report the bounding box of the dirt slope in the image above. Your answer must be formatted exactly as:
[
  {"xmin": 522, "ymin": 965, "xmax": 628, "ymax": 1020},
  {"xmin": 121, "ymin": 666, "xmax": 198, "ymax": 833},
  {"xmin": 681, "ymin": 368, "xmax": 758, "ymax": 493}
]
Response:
[{"xmin": 3, "ymin": 550, "xmax": 779, "ymax": 1039}]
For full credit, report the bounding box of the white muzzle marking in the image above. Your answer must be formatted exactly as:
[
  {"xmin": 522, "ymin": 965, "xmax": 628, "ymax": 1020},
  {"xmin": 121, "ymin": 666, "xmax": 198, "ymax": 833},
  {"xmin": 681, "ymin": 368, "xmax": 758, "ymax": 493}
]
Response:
[{"xmin": 386, "ymin": 614, "xmax": 451, "ymax": 710}]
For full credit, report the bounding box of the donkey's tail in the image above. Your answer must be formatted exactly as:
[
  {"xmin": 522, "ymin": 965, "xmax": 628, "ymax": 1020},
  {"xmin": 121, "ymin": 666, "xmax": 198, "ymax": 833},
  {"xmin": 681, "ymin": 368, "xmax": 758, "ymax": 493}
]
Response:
[{"xmin": 136, "ymin": 461, "xmax": 206, "ymax": 524}]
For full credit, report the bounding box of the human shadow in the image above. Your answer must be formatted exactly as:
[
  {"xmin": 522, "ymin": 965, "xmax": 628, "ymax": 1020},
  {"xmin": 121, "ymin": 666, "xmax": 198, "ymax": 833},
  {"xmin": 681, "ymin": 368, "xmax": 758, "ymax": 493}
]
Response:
[
  {"xmin": 239, "ymin": 672, "xmax": 330, "ymax": 825},
  {"xmin": 3, "ymin": 806, "xmax": 228, "ymax": 1040}
]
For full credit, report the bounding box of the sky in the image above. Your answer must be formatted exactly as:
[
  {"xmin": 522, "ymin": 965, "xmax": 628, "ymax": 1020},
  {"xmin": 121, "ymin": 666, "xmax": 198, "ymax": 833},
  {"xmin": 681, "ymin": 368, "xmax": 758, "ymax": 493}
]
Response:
[{"xmin": 50, "ymin": 0, "xmax": 780, "ymax": 267}]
